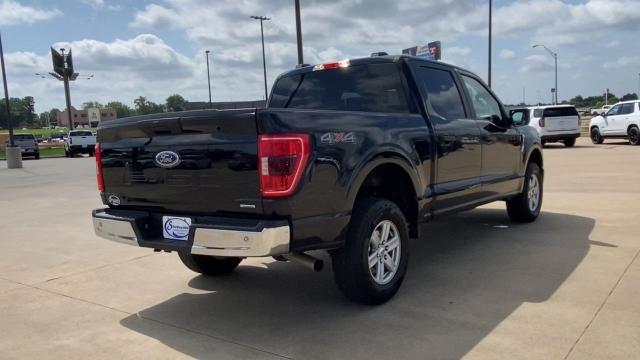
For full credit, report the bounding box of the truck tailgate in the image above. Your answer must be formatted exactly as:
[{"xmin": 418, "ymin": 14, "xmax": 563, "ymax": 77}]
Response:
[
  {"xmin": 545, "ymin": 115, "xmax": 579, "ymax": 132},
  {"xmin": 98, "ymin": 109, "xmax": 262, "ymax": 214}
]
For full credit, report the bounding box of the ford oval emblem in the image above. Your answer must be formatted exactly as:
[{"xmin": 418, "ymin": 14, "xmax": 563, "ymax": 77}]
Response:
[{"xmin": 155, "ymin": 151, "xmax": 180, "ymax": 168}]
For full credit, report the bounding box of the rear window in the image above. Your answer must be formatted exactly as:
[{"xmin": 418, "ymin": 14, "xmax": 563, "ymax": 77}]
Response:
[
  {"xmin": 14, "ymin": 134, "xmax": 35, "ymax": 140},
  {"xmin": 542, "ymin": 107, "xmax": 578, "ymax": 117},
  {"xmin": 70, "ymin": 131, "xmax": 93, "ymax": 137},
  {"xmin": 270, "ymin": 63, "xmax": 411, "ymax": 114}
]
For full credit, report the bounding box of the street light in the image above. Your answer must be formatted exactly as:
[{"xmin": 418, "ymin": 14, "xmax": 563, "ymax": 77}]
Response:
[
  {"xmin": 488, "ymin": 0, "xmax": 492, "ymax": 88},
  {"xmin": 294, "ymin": 0, "xmax": 303, "ymax": 65},
  {"xmin": 532, "ymin": 44, "xmax": 558, "ymax": 104},
  {"xmin": 251, "ymin": 15, "xmax": 271, "ymax": 101},
  {"xmin": 205, "ymin": 50, "xmax": 212, "ymax": 108}
]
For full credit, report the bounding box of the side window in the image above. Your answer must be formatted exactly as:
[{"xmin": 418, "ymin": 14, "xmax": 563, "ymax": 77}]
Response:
[
  {"xmin": 621, "ymin": 103, "xmax": 635, "ymax": 115},
  {"xmin": 415, "ymin": 67, "xmax": 466, "ymax": 122},
  {"xmin": 607, "ymin": 105, "xmax": 621, "ymax": 116},
  {"xmin": 461, "ymin": 75, "xmax": 503, "ymax": 121}
]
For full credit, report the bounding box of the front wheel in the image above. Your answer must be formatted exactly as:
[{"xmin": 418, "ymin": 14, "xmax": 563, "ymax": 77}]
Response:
[
  {"xmin": 629, "ymin": 126, "xmax": 640, "ymax": 146},
  {"xmin": 564, "ymin": 138, "xmax": 576, "ymax": 147},
  {"xmin": 591, "ymin": 127, "xmax": 604, "ymax": 144},
  {"xmin": 506, "ymin": 162, "xmax": 543, "ymax": 223},
  {"xmin": 332, "ymin": 197, "xmax": 409, "ymax": 305},
  {"xmin": 178, "ymin": 252, "xmax": 242, "ymax": 276}
]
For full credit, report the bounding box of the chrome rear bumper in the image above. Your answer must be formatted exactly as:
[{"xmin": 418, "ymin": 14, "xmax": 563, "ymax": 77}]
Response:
[{"xmin": 92, "ymin": 209, "xmax": 290, "ymax": 257}]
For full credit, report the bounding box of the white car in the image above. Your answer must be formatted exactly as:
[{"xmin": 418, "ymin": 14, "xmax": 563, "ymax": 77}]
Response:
[
  {"xmin": 527, "ymin": 105, "xmax": 581, "ymax": 147},
  {"xmin": 591, "ymin": 105, "xmax": 612, "ymax": 116},
  {"xmin": 589, "ymin": 101, "xmax": 640, "ymax": 146},
  {"xmin": 64, "ymin": 130, "xmax": 97, "ymax": 157}
]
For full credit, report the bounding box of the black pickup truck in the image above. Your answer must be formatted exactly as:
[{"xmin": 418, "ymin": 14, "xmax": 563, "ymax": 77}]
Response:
[{"xmin": 92, "ymin": 55, "xmax": 543, "ymax": 304}]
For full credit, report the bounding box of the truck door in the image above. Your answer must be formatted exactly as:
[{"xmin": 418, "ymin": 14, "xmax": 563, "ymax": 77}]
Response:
[
  {"xmin": 458, "ymin": 74, "xmax": 522, "ymax": 196},
  {"xmin": 412, "ymin": 64, "xmax": 483, "ymax": 213}
]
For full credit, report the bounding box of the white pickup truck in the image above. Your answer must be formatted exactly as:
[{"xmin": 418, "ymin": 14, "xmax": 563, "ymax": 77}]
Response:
[
  {"xmin": 591, "ymin": 105, "xmax": 612, "ymax": 115},
  {"xmin": 64, "ymin": 130, "xmax": 96, "ymax": 157}
]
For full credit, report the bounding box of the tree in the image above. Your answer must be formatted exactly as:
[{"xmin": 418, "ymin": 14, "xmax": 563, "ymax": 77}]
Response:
[
  {"xmin": 620, "ymin": 93, "xmax": 639, "ymax": 102},
  {"xmin": 165, "ymin": 94, "xmax": 187, "ymax": 112},
  {"xmin": 105, "ymin": 101, "xmax": 133, "ymax": 118},
  {"xmin": 134, "ymin": 96, "xmax": 164, "ymax": 115},
  {"xmin": 82, "ymin": 101, "xmax": 103, "ymax": 109}
]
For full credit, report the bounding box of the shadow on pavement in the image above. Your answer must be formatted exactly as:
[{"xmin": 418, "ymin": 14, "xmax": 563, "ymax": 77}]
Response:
[{"xmin": 121, "ymin": 209, "xmax": 594, "ymax": 359}]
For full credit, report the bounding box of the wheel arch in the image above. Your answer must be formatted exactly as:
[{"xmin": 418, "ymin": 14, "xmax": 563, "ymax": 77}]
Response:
[{"xmin": 347, "ymin": 155, "xmax": 421, "ymax": 238}]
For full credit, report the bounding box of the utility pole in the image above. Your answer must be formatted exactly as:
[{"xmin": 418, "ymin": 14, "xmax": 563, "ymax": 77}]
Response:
[
  {"xmin": 251, "ymin": 16, "xmax": 271, "ymax": 101},
  {"xmin": 0, "ymin": 32, "xmax": 14, "ymax": 147},
  {"xmin": 1, "ymin": 32, "xmax": 22, "ymax": 168},
  {"xmin": 523, "ymin": 87, "xmax": 526, "ymax": 105},
  {"xmin": 488, "ymin": 0, "xmax": 492, "ymax": 88},
  {"xmin": 294, "ymin": 0, "xmax": 304, "ymax": 64},
  {"xmin": 205, "ymin": 50, "xmax": 212, "ymax": 108}
]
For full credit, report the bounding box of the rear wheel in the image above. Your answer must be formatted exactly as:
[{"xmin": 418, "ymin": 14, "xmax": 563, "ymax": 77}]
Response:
[
  {"xmin": 564, "ymin": 138, "xmax": 576, "ymax": 147},
  {"xmin": 332, "ymin": 197, "xmax": 409, "ymax": 305},
  {"xmin": 591, "ymin": 127, "xmax": 604, "ymax": 144},
  {"xmin": 628, "ymin": 126, "xmax": 640, "ymax": 146},
  {"xmin": 506, "ymin": 162, "xmax": 543, "ymax": 223},
  {"xmin": 34, "ymin": 153, "xmax": 40, "ymax": 160},
  {"xmin": 178, "ymin": 252, "xmax": 242, "ymax": 276}
]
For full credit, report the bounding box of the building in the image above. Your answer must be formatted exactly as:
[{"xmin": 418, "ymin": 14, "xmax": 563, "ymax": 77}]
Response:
[
  {"xmin": 57, "ymin": 107, "xmax": 117, "ymax": 128},
  {"xmin": 184, "ymin": 100, "xmax": 266, "ymax": 111}
]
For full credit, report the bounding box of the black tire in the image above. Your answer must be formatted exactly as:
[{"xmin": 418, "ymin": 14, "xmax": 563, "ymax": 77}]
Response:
[
  {"xmin": 34, "ymin": 153, "xmax": 40, "ymax": 160},
  {"xmin": 64, "ymin": 149, "xmax": 70, "ymax": 158},
  {"xmin": 332, "ymin": 197, "xmax": 409, "ymax": 305},
  {"xmin": 88, "ymin": 150, "xmax": 95, "ymax": 157},
  {"xmin": 506, "ymin": 162, "xmax": 543, "ymax": 223},
  {"xmin": 564, "ymin": 138, "xmax": 576, "ymax": 147},
  {"xmin": 541, "ymin": 140, "xmax": 547, "ymax": 146},
  {"xmin": 591, "ymin": 127, "xmax": 604, "ymax": 144},
  {"xmin": 628, "ymin": 126, "xmax": 640, "ymax": 146},
  {"xmin": 178, "ymin": 252, "xmax": 242, "ymax": 276}
]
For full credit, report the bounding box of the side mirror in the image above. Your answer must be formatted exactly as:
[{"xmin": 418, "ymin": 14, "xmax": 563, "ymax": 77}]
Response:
[
  {"xmin": 600, "ymin": 111, "xmax": 606, "ymax": 117},
  {"xmin": 509, "ymin": 109, "xmax": 527, "ymax": 126}
]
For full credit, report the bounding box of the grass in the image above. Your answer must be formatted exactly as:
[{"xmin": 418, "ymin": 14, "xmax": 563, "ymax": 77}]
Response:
[{"xmin": 0, "ymin": 146, "xmax": 65, "ymax": 160}]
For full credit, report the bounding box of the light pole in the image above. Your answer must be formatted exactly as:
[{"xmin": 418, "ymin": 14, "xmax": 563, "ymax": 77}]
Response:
[
  {"xmin": 205, "ymin": 50, "xmax": 212, "ymax": 108},
  {"xmin": 251, "ymin": 16, "xmax": 271, "ymax": 101},
  {"xmin": 533, "ymin": 44, "xmax": 558, "ymax": 104},
  {"xmin": 488, "ymin": 0, "xmax": 492, "ymax": 88},
  {"xmin": 294, "ymin": 0, "xmax": 303, "ymax": 65}
]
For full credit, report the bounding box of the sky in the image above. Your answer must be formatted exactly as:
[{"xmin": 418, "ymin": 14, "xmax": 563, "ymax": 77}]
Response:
[{"xmin": 1, "ymin": 0, "xmax": 639, "ymax": 113}]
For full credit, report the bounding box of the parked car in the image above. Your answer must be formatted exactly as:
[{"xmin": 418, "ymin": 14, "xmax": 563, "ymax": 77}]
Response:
[
  {"xmin": 526, "ymin": 105, "xmax": 581, "ymax": 147},
  {"xmin": 591, "ymin": 105, "xmax": 612, "ymax": 115},
  {"xmin": 11, "ymin": 133, "xmax": 39, "ymax": 159},
  {"xmin": 589, "ymin": 101, "xmax": 640, "ymax": 145},
  {"xmin": 91, "ymin": 55, "xmax": 544, "ymax": 304},
  {"xmin": 64, "ymin": 130, "xmax": 97, "ymax": 157}
]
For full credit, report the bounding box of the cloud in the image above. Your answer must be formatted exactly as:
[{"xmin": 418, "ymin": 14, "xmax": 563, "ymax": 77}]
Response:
[
  {"xmin": 79, "ymin": 0, "xmax": 121, "ymax": 11},
  {"xmin": 603, "ymin": 56, "xmax": 640, "ymax": 69},
  {"xmin": 500, "ymin": 49, "xmax": 516, "ymax": 60},
  {"xmin": 0, "ymin": 0, "xmax": 61, "ymax": 26}
]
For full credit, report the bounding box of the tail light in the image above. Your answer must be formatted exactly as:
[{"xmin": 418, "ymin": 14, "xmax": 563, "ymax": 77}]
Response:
[
  {"xmin": 539, "ymin": 117, "xmax": 545, "ymax": 127},
  {"xmin": 95, "ymin": 143, "xmax": 104, "ymax": 192},
  {"xmin": 69, "ymin": 137, "xmax": 73, "ymax": 144},
  {"xmin": 258, "ymin": 133, "xmax": 310, "ymax": 198}
]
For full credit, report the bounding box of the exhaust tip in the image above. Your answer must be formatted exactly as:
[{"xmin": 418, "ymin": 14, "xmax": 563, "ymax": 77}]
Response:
[{"xmin": 284, "ymin": 253, "xmax": 324, "ymax": 272}]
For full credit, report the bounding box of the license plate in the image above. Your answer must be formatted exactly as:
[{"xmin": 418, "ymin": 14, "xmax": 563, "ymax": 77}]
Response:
[
  {"xmin": 82, "ymin": 145, "xmax": 87, "ymax": 148},
  {"xmin": 162, "ymin": 216, "xmax": 192, "ymax": 241}
]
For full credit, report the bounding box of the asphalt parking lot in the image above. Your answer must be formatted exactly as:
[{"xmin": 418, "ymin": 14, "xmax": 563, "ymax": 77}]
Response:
[{"xmin": 1, "ymin": 138, "xmax": 639, "ymax": 359}]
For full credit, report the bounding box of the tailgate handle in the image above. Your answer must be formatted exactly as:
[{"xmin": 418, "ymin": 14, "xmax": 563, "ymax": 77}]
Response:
[{"xmin": 137, "ymin": 117, "xmax": 183, "ymax": 136}]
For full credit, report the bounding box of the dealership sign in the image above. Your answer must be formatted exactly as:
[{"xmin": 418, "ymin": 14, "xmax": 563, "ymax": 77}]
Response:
[{"xmin": 403, "ymin": 41, "xmax": 441, "ymax": 61}]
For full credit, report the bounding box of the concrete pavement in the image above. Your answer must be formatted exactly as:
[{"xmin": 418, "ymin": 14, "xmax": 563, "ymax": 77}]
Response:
[{"xmin": 0, "ymin": 138, "xmax": 638, "ymax": 359}]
